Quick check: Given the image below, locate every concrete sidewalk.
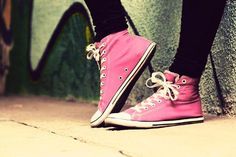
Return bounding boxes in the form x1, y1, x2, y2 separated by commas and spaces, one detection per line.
0, 96, 236, 157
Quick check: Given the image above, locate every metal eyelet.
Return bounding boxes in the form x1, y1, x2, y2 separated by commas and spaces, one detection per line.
177, 85, 181, 89
102, 66, 106, 70
124, 68, 128, 72
182, 79, 187, 84
150, 103, 155, 107
101, 50, 106, 56
100, 43, 106, 49
101, 58, 106, 64
100, 90, 103, 94
119, 76, 123, 80
157, 100, 162, 103
101, 73, 106, 78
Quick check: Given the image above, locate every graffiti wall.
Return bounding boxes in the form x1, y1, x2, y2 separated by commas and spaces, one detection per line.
3, 0, 236, 115
6, 0, 99, 100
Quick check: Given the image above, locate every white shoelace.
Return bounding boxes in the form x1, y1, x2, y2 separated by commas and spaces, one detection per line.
132, 72, 179, 112
86, 43, 107, 100
86, 43, 106, 70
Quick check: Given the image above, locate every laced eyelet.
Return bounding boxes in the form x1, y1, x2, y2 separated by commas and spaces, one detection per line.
182, 79, 187, 84
100, 90, 104, 94
99, 43, 106, 49
101, 73, 106, 78
150, 103, 155, 107
101, 50, 106, 55
101, 66, 106, 71
101, 82, 104, 86
101, 58, 107, 64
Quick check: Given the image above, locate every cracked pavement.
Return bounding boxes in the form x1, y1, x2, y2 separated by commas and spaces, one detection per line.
0, 96, 236, 157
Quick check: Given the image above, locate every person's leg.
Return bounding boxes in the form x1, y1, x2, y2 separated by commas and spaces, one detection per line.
85, 0, 156, 127
105, 0, 227, 128
0, 0, 12, 95
0, 0, 12, 45
84, 0, 128, 41
169, 0, 227, 78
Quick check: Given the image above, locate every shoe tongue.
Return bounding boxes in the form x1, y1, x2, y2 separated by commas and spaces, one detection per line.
164, 70, 179, 83
95, 42, 102, 49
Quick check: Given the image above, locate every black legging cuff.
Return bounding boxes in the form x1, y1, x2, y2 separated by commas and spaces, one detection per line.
94, 17, 128, 41
169, 50, 208, 78
85, 0, 128, 41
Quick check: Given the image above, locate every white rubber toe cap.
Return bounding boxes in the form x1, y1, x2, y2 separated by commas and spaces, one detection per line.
108, 112, 131, 120
90, 110, 102, 123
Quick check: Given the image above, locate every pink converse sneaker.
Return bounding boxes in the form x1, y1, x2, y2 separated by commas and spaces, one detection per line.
105, 70, 204, 128
86, 30, 156, 127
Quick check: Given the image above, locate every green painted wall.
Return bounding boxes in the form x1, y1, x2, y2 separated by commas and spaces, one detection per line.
6, 1, 99, 100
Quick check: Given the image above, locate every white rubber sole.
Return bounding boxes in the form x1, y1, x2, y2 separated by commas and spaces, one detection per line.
91, 42, 157, 127
105, 116, 204, 128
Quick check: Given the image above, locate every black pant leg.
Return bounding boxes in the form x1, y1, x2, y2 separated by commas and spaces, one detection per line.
84, 0, 128, 41
169, 0, 227, 78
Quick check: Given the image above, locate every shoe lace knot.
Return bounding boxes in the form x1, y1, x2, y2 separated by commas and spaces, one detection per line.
132, 72, 179, 112
86, 43, 106, 70
146, 72, 179, 101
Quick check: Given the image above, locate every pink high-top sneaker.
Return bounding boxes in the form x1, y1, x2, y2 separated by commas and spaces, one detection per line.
105, 70, 204, 128
86, 30, 156, 127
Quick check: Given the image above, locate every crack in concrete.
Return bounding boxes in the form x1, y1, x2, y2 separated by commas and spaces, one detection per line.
118, 150, 134, 157
9, 119, 88, 144
8, 119, 135, 157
